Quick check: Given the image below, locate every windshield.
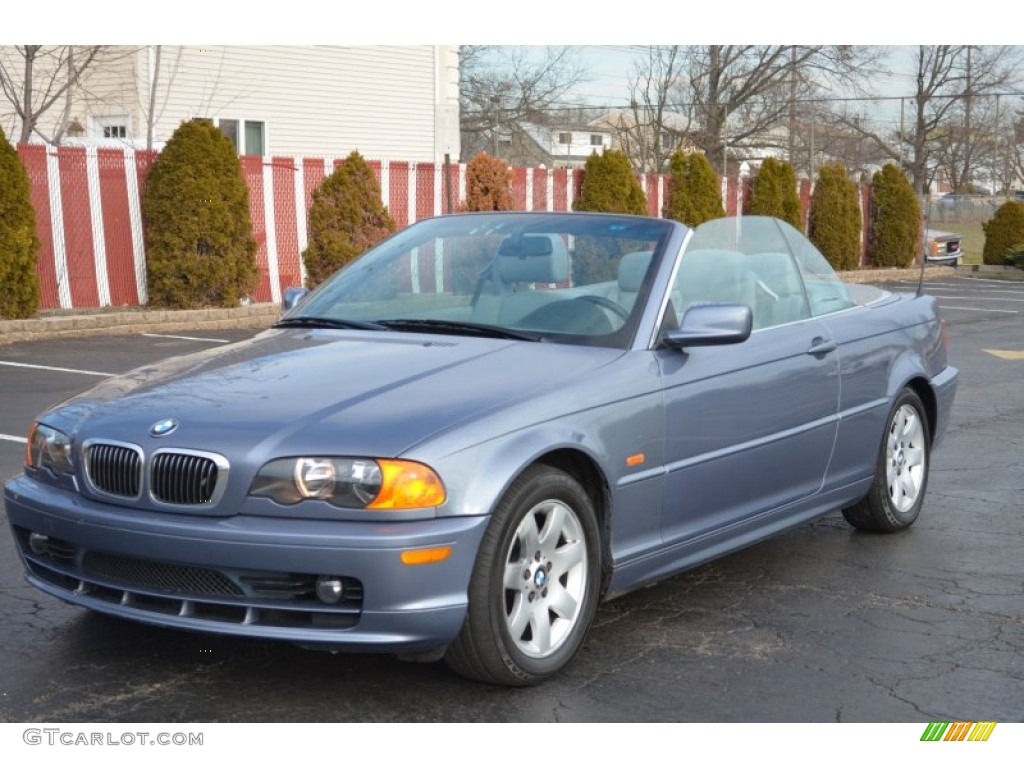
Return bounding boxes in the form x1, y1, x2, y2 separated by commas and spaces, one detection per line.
287, 212, 673, 348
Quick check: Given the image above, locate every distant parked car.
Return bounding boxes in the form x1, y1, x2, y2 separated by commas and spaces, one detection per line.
923, 229, 962, 266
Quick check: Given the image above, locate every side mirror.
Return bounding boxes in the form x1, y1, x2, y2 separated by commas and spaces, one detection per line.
281, 286, 310, 313
662, 304, 752, 349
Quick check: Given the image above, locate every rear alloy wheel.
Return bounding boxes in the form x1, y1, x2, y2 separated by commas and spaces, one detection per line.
843, 389, 931, 532
445, 465, 601, 686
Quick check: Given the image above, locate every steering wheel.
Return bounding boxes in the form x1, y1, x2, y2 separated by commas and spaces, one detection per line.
573, 295, 630, 321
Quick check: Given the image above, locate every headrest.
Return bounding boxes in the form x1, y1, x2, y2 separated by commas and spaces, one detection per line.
678, 249, 746, 279
496, 235, 569, 283
618, 250, 653, 293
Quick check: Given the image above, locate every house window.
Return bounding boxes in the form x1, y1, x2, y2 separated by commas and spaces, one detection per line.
244, 121, 265, 156
559, 132, 571, 145
590, 134, 603, 146
198, 117, 267, 155
218, 119, 239, 150
94, 115, 130, 140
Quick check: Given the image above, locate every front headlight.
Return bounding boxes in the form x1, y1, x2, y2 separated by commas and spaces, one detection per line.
26, 423, 75, 476
250, 457, 445, 510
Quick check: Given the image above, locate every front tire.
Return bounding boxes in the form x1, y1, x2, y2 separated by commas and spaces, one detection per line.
445, 465, 601, 686
843, 388, 931, 532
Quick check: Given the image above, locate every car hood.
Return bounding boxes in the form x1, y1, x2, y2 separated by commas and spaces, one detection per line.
49, 329, 622, 459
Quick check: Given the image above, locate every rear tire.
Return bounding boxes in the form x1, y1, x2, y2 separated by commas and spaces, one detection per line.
843, 389, 931, 532
445, 465, 601, 686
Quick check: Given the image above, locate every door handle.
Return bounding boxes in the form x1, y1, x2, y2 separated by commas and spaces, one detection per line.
807, 337, 837, 356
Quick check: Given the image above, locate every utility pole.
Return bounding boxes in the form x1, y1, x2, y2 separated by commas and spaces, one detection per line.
788, 45, 797, 167
962, 45, 973, 192
993, 94, 1001, 194
809, 122, 815, 180
899, 97, 905, 170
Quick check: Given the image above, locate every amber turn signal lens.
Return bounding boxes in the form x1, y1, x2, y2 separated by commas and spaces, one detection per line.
367, 460, 446, 509
400, 546, 453, 566
25, 423, 37, 467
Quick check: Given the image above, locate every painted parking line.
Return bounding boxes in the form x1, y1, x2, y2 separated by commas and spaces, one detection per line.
961, 276, 1024, 285
917, 294, 1024, 302
984, 349, 1024, 360
0, 433, 28, 444
141, 333, 231, 343
940, 306, 1019, 314
891, 280, 1024, 292
923, 286, 1024, 295
0, 360, 113, 377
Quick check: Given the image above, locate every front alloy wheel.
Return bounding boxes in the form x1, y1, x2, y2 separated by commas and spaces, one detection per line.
502, 499, 589, 659
446, 465, 601, 686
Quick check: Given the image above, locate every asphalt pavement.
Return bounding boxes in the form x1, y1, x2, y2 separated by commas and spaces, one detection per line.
0, 278, 1021, 722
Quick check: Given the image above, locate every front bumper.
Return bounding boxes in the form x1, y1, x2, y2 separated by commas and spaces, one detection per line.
4, 475, 488, 652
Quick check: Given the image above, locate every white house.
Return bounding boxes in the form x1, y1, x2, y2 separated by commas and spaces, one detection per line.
0, 45, 460, 162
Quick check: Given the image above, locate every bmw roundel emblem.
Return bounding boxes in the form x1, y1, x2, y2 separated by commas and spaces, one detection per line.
149, 418, 178, 438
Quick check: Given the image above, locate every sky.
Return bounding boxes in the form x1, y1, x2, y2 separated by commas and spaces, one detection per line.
480, 45, 917, 108
3, 0, 1014, 134
3, 0, 1014, 45
468, 44, 949, 138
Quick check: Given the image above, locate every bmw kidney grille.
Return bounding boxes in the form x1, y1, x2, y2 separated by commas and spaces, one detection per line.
83, 442, 227, 506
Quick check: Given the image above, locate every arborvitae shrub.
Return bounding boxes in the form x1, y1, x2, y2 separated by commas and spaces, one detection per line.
573, 150, 647, 215
143, 121, 257, 308
807, 164, 862, 271
302, 151, 396, 288
464, 152, 513, 211
982, 201, 1024, 266
0, 127, 40, 319
869, 163, 921, 269
748, 157, 802, 229
665, 150, 725, 227
570, 151, 646, 284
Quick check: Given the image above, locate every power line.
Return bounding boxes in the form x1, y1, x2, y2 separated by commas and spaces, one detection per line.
463, 90, 1024, 117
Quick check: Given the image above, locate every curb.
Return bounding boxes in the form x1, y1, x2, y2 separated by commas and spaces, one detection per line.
0, 304, 280, 345
838, 266, 960, 284
0, 266, 971, 345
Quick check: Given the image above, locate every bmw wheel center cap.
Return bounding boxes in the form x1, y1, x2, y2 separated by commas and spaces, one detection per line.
149, 418, 179, 438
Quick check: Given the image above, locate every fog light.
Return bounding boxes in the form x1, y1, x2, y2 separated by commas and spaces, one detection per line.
28, 533, 49, 555
315, 576, 345, 604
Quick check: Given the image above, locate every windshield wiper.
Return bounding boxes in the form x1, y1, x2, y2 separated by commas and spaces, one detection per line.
274, 316, 388, 331
376, 318, 543, 342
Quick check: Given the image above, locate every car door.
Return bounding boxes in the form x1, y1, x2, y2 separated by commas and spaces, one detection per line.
655, 219, 840, 547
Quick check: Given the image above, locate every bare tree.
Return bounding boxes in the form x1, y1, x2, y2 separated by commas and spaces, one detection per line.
1005, 102, 1024, 192
459, 46, 586, 162
0, 45, 114, 143
676, 45, 870, 173
134, 45, 185, 150
830, 47, 1021, 194
614, 46, 685, 172
933, 47, 1022, 193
